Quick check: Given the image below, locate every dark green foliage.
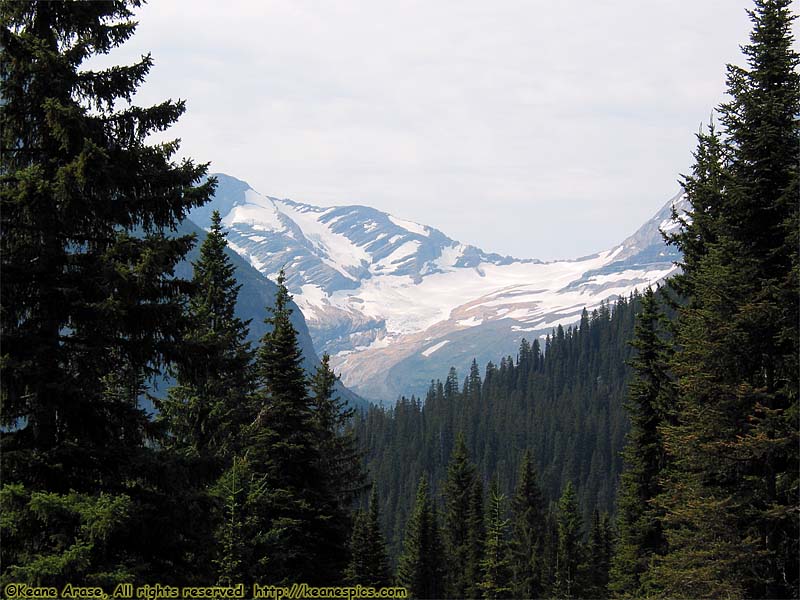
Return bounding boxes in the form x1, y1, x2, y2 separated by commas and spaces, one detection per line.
345, 486, 392, 588
0, 484, 134, 587
159, 210, 254, 458
609, 287, 670, 597
0, 0, 214, 585
310, 352, 367, 511
466, 477, 487, 600
510, 450, 546, 600
397, 477, 445, 599
442, 433, 479, 598
649, 1, 800, 597
479, 479, 513, 599
554, 482, 584, 600
211, 455, 262, 586
241, 271, 347, 585
585, 510, 613, 599
356, 296, 640, 563
0, 0, 214, 490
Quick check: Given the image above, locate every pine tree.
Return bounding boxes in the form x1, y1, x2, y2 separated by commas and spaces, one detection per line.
554, 482, 583, 600
465, 477, 487, 599
212, 455, 264, 586
346, 486, 392, 588
1, 0, 213, 486
650, 1, 800, 597
585, 510, 612, 599
510, 450, 546, 600
0, 0, 213, 585
442, 432, 478, 598
397, 476, 445, 599
242, 270, 345, 585
609, 287, 670, 597
480, 479, 513, 599
310, 352, 366, 510
160, 210, 253, 458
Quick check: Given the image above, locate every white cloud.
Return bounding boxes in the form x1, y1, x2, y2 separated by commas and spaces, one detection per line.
96, 0, 778, 259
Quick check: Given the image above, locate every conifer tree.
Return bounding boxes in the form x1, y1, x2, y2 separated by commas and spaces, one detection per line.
442, 432, 478, 598
651, 1, 799, 597
480, 479, 513, 599
160, 210, 253, 458
346, 486, 392, 588
213, 455, 263, 586
609, 287, 670, 597
510, 450, 546, 600
243, 271, 345, 585
310, 352, 366, 511
0, 0, 213, 585
465, 477, 487, 599
397, 476, 445, 599
1, 0, 213, 487
554, 482, 583, 600
585, 510, 612, 599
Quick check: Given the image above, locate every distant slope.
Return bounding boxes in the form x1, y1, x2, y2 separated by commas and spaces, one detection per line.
191, 174, 686, 403
152, 218, 368, 411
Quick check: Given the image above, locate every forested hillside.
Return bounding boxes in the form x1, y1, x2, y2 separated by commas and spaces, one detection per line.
356, 295, 641, 560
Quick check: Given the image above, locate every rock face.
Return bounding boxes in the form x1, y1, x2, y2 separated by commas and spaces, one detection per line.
190, 173, 687, 404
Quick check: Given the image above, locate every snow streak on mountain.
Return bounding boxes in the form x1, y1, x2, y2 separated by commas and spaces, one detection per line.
190, 174, 686, 402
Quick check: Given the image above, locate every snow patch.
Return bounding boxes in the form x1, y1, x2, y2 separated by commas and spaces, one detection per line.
389, 215, 429, 237
421, 340, 450, 357
223, 190, 286, 233
276, 200, 369, 278
456, 316, 484, 327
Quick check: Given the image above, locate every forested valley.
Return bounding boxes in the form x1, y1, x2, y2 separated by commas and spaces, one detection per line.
1, 0, 797, 599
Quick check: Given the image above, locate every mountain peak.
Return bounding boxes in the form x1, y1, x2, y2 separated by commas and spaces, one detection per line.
191, 174, 683, 402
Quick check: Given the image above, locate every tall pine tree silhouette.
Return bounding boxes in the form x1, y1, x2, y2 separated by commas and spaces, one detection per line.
510, 449, 546, 600
442, 432, 479, 598
243, 270, 346, 584
397, 476, 445, 599
480, 478, 513, 599
609, 287, 670, 597
160, 210, 253, 459
652, 1, 799, 596
0, 0, 213, 585
345, 486, 392, 588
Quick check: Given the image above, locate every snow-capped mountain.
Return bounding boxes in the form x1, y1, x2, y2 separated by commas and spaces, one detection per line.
190, 174, 687, 403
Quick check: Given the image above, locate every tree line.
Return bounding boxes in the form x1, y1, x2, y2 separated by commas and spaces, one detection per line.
354, 296, 639, 569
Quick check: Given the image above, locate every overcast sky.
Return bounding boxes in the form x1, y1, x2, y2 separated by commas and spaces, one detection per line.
108, 0, 778, 260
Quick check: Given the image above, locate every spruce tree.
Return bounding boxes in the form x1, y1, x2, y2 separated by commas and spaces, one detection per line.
651, 1, 799, 597
1, 0, 213, 485
310, 352, 366, 510
242, 271, 345, 585
0, 0, 213, 585
397, 476, 445, 599
585, 510, 612, 599
346, 486, 392, 588
466, 477, 487, 599
442, 432, 478, 598
160, 210, 253, 458
480, 479, 513, 600
609, 287, 670, 597
510, 450, 546, 600
554, 482, 583, 600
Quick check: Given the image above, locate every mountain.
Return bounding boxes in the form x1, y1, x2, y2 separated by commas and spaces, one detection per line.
189, 174, 687, 403
146, 218, 367, 411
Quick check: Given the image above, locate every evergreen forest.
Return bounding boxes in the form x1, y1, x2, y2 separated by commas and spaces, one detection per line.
1, 0, 797, 598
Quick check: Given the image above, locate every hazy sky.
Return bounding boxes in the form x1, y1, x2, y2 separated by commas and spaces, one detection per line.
105, 0, 775, 260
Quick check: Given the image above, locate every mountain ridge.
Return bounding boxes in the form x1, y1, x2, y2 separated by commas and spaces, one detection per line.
189, 174, 686, 403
